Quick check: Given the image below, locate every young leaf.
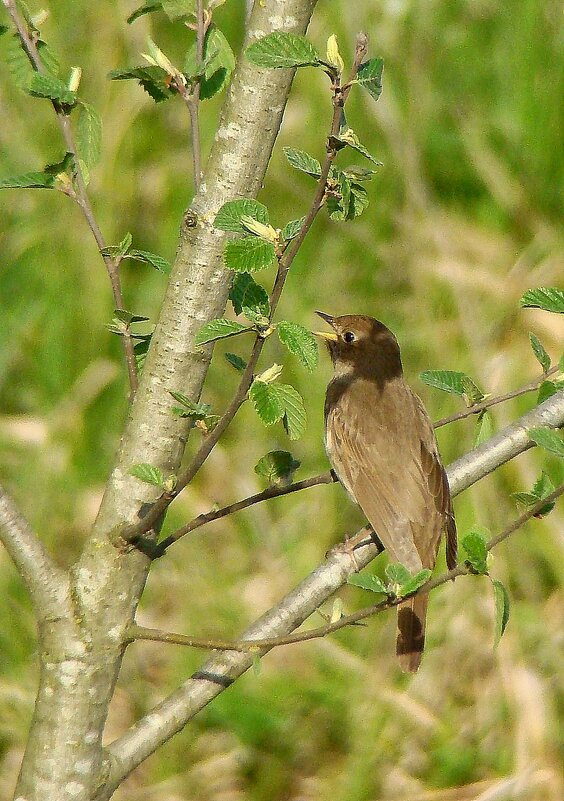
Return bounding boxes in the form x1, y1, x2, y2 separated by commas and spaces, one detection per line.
528, 427, 564, 458
214, 199, 269, 233
275, 384, 307, 440
113, 308, 150, 325
326, 34, 344, 73
126, 249, 171, 273
184, 25, 235, 99
348, 573, 388, 595
108, 65, 176, 103
474, 409, 494, 446
76, 102, 102, 167
277, 321, 319, 372
246, 32, 319, 69
356, 58, 384, 101
254, 450, 301, 485
0, 170, 57, 190
129, 463, 166, 487
28, 73, 76, 105
399, 569, 433, 597
134, 334, 152, 371
127, 2, 163, 24
420, 369, 484, 404
520, 287, 564, 314
348, 183, 369, 219
537, 380, 563, 404
326, 168, 351, 221
283, 147, 321, 177
249, 380, 286, 425
223, 237, 276, 273
462, 528, 489, 574
491, 578, 510, 647
385, 563, 412, 589
168, 391, 210, 419
195, 318, 249, 345
512, 471, 556, 517
337, 126, 381, 165
529, 332, 551, 373
280, 217, 305, 242
225, 353, 247, 372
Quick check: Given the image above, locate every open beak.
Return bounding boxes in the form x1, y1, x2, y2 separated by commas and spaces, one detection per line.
313, 310, 339, 341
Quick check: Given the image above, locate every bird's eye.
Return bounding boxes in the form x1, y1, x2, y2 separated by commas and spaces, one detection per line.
343, 331, 356, 343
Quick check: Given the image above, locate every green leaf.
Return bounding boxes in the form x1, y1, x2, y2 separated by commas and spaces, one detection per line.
246, 32, 319, 69
108, 65, 176, 103
520, 287, 564, 314
241, 281, 270, 317
283, 147, 321, 177
127, 2, 163, 23
462, 528, 489, 574
280, 217, 305, 241
337, 126, 382, 165
356, 58, 384, 101
491, 579, 510, 647
348, 183, 369, 219
254, 450, 301, 485
513, 471, 556, 517
537, 380, 563, 404
223, 237, 276, 273
126, 249, 171, 273
0, 25, 9, 37
0, 170, 57, 189
28, 73, 76, 105
385, 563, 412, 588
113, 308, 150, 325
326, 167, 351, 221
134, 334, 152, 371
214, 199, 269, 233
529, 332, 551, 372
168, 390, 210, 419
184, 24, 235, 99
76, 102, 102, 167
225, 353, 247, 372
129, 463, 166, 487
474, 409, 494, 446
275, 384, 307, 440
348, 573, 388, 594
420, 369, 484, 404
399, 569, 433, 597
277, 321, 318, 372
195, 318, 249, 346
249, 380, 286, 425
229, 273, 254, 315
528, 427, 564, 458
162, 0, 195, 20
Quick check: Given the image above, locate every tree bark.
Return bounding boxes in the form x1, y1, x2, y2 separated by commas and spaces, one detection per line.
12, 2, 318, 799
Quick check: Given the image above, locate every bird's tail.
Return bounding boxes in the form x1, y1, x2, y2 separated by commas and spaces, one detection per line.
396, 594, 428, 673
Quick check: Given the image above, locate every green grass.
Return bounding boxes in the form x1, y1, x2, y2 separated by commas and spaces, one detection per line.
0, 1, 563, 799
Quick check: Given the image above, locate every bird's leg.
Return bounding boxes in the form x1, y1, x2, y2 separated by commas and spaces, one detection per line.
327, 525, 381, 571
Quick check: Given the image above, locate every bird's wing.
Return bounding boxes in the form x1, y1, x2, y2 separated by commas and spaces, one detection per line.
326, 381, 450, 573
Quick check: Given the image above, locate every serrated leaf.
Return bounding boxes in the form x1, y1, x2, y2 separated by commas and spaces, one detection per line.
242, 307, 269, 327
492, 579, 510, 647
223, 237, 276, 272
399, 569, 433, 597
348, 182, 369, 219
528, 427, 564, 458
254, 450, 300, 485
283, 147, 321, 177
420, 369, 484, 404
126, 249, 171, 273
195, 318, 249, 345
277, 321, 318, 372
127, 2, 163, 24
513, 471, 556, 517
241, 281, 270, 316
246, 32, 319, 69
529, 332, 551, 372
462, 528, 489, 574
337, 126, 381, 165
249, 380, 286, 425
537, 380, 562, 404
326, 168, 351, 221
356, 57, 384, 101
76, 102, 102, 167
280, 217, 305, 241
225, 352, 247, 371
113, 308, 150, 325
214, 199, 269, 233
275, 384, 307, 440
28, 73, 76, 104
108, 65, 176, 103
129, 463, 166, 487
0, 170, 57, 189
474, 409, 494, 446
184, 25, 235, 99
118, 232, 133, 257
385, 563, 412, 587
229, 273, 254, 314
520, 287, 564, 314
348, 573, 388, 594
168, 390, 210, 419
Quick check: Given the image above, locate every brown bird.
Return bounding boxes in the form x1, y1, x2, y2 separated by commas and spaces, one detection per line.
315, 312, 457, 672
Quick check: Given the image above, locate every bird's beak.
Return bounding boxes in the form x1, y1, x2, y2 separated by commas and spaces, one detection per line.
313, 310, 339, 341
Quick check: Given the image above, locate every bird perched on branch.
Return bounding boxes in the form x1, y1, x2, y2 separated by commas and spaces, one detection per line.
315, 312, 457, 672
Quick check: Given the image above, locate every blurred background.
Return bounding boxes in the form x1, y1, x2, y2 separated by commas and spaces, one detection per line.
0, 0, 563, 799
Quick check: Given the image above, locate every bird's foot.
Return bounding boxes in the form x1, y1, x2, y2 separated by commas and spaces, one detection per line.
327, 527, 373, 572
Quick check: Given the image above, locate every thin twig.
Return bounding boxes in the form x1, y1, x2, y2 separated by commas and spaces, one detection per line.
120, 34, 370, 546
434, 365, 559, 428
2, 0, 138, 392
127, 484, 563, 651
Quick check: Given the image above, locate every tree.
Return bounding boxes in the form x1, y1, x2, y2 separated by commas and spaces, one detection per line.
0, 1, 563, 799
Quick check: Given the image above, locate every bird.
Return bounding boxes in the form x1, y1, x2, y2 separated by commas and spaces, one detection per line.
315, 311, 457, 672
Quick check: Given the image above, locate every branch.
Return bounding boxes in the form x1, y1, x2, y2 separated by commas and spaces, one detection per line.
105, 389, 564, 786
120, 33, 369, 545
0, 483, 68, 621
1, 0, 138, 392
128, 483, 564, 650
